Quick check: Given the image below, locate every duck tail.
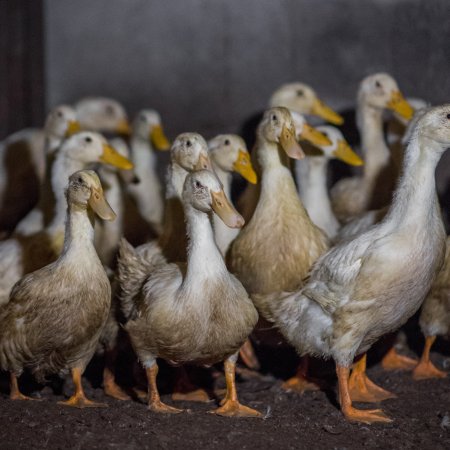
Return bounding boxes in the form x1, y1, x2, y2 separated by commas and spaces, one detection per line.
117, 238, 161, 321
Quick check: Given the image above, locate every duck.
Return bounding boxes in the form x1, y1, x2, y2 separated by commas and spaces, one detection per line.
208, 134, 257, 256
13, 106, 81, 236
0, 170, 115, 407
228, 107, 330, 295
74, 97, 131, 136
0, 106, 81, 235
157, 133, 212, 263
294, 122, 363, 238
118, 169, 261, 417
413, 236, 450, 380
252, 104, 450, 423
238, 83, 344, 221
126, 109, 170, 237
330, 73, 414, 222
0, 132, 132, 306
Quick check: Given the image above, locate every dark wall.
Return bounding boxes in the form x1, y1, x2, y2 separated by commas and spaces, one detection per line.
45, 0, 450, 139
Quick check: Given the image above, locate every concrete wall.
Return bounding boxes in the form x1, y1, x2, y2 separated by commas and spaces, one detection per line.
45, 0, 450, 139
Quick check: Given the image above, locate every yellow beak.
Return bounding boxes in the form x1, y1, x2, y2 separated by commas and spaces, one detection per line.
211, 189, 245, 229
150, 125, 170, 151
194, 152, 213, 171
386, 90, 414, 121
65, 120, 81, 137
279, 125, 305, 160
311, 98, 344, 125
232, 150, 257, 184
300, 123, 332, 147
100, 143, 134, 170
89, 187, 116, 221
116, 119, 132, 136
333, 140, 363, 166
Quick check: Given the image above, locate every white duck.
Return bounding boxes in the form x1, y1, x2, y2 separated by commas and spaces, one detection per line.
0, 132, 132, 306
208, 134, 257, 255
253, 104, 449, 424
126, 110, 170, 235
0, 106, 80, 235
294, 121, 363, 238
330, 73, 414, 222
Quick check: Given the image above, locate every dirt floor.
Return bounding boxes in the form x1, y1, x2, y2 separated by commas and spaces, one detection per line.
0, 326, 449, 450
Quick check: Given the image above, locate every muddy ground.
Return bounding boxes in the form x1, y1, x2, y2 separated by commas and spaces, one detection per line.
0, 326, 449, 450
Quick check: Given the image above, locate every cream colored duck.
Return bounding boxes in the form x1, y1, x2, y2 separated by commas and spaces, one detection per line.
252, 104, 450, 424
118, 169, 261, 417
158, 133, 212, 263
330, 73, 414, 222
413, 236, 450, 380
14, 106, 81, 236
294, 121, 363, 238
238, 83, 344, 221
228, 107, 330, 295
74, 97, 131, 135
0, 170, 115, 407
0, 106, 81, 235
126, 110, 170, 235
208, 134, 257, 256
0, 132, 132, 306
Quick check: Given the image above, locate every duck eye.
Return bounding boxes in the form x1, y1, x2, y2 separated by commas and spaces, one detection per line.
272, 114, 277, 121
57, 111, 63, 117
446, 113, 450, 120
195, 181, 202, 188
224, 139, 230, 146
77, 177, 83, 183
84, 136, 92, 143
186, 140, 192, 147
105, 105, 115, 116
375, 80, 382, 88
296, 89, 304, 97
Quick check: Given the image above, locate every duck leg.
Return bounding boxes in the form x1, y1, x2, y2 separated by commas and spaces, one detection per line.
337, 364, 392, 424
239, 339, 260, 371
381, 347, 417, 371
9, 373, 37, 401
171, 366, 209, 402
282, 356, 321, 393
348, 354, 396, 402
210, 354, 261, 418
146, 362, 183, 414
103, 348, 131, 400
58, 367, 108, 408
412, 336, 447, 380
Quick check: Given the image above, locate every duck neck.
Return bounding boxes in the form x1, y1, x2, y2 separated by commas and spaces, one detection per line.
60, 202, 96, 259
384, 134, 442, 229
358, 103, 390, 184
184, 204, 227, 284
46, 152, 85, 235
212, 164, 232, 199
131, 136, 157, 177
296, 157, 330, 213
166, 162, 188, 200
46, 135, 63, 156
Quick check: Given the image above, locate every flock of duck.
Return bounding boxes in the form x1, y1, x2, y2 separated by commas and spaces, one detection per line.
0, 72, 449, 425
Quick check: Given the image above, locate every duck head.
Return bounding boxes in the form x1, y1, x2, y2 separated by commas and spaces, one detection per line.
75, 97, 131, 136
413, 104, 450, 150
307, 125, 363, 166
133, 109, 170, 150
208, 134, 257, 184
171, 133, 212, 171
67, 170, 116, 221
358, 73, 414, 121
183, 170, 244, 229
270, 83, 344, 125
44, 105, 81, 139
62, 132, 134, 170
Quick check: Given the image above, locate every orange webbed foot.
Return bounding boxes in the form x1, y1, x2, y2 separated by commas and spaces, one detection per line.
172, 388, 210, 403
412, 360, 447, 380
10, 392, 41, 401
348, 370, 396, 403
342, 405, 392, 424
104, 380, 131, 401
209, 399, 262, 418
148, 399, 184, 414
281, 374, 321, 394
381, 348, 418, 371
58, 394, 108, 408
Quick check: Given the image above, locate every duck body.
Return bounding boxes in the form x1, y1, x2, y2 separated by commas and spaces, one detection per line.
253, 105, 449, 422
0, 171, 112, 390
